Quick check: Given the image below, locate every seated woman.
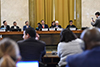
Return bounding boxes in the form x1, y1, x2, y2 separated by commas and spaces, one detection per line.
50, 21, 56, 28
0, 38, 21, 67
57, 29, 82, 67
66, 20, 77, 29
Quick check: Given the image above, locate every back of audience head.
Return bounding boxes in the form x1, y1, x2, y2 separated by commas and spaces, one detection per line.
23, 28, 36, 40
3, 20, 7, 26
95, 12, 100, 18
81, 28, 100, 50
60, 29, 77, 42
0, 38, 20, 67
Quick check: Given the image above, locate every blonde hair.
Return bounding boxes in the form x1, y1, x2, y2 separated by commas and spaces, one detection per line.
0, 38, 20, 67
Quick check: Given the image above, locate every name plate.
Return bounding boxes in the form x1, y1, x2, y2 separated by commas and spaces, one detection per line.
42, 28, 48, 31
49, 28, 55, 31
0, 29, 5, 32
70, 28, 76, 30
57, 28, 63, 31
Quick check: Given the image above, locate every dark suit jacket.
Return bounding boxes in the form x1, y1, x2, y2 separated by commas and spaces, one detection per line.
55, 25, 62, 28
66, 46, 100, 67
11, 26, 21, 31
23, 25, 31, 31
66, 25, 76, 28
39, 24, 48, 29
17, 38, 46, 61
91, 17, 100, 28
50, 25, 56, 28
1, 25, 10, 31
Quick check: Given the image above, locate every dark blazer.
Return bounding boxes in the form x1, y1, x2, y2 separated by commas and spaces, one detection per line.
23, 25, 31, 31
66, 25, 76, 28
17, 38, 46, 61
55, 25, 62, 28
91, 18, 100, 28
66, 46, 100, 67
50, 25, 56, 28
11, 26, 21, 31
39, 24, 48, 29
1, 25, 10, 31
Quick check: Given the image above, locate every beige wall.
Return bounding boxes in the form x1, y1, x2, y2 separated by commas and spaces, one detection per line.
1, 0, 29, 29
82, 0, 100, 27
1, 0, 100, 28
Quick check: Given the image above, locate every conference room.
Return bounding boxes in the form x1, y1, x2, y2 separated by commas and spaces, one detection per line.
0, 0, 100, 67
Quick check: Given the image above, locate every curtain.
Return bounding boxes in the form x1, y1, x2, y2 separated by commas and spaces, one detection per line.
29, 0, 81, 29
55, 0, 74, 28
31, 0, 53, 28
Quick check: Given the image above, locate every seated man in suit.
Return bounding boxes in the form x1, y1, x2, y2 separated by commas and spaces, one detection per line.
39, 20, 48, 29
66, 28, 100, 67
17, 28, 46, 61
1, 20, 10, 31
91, 12, 100, 28
23, 21, 31, 31
55, 21, 62, 28
11, 21, 21, 31
66, 20, 76, 28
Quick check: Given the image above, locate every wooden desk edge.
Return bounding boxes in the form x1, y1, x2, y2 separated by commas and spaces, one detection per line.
0, 30, 83, 35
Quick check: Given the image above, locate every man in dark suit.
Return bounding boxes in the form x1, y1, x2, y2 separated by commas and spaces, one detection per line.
55, 21, 62, 28
91, 12, 100, 28
11, 21, 21, 31
17, 28, 46, 61
1, 20, 10, 31
23, 21, 31, 31
66, 20, 76, 28
66, 28, 100, 67
39, 20, 48, 29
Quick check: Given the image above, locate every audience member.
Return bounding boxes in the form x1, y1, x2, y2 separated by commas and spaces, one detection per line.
55, 21, 62, 28
1, 20, 10, 31
57, 29, 82, 67
66, 20, 76, 29
66, 28, 100, 67
91, 12, 100, 28
39, 20, 48, 28
17, 28, 46, 61
36, 23, 41, 31
11, 21, 21, 31
50, 21, 56, 28
23, 21, 31, 30
0, 38, 21, 67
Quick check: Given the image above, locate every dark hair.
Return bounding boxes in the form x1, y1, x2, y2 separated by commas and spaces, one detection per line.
25, 28, 36, 38
13, 21, 16, 24
41, 20, 44, 22
3, 20, 6, 24
69, 20, 73, 23
25, 21, 28, 24
38, 23, 41, 25
60, 29, 77, 42
95, 12, 100, 15
51, 21, 55, 25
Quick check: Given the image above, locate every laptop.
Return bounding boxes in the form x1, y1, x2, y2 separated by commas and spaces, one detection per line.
16, 61, 39, 67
